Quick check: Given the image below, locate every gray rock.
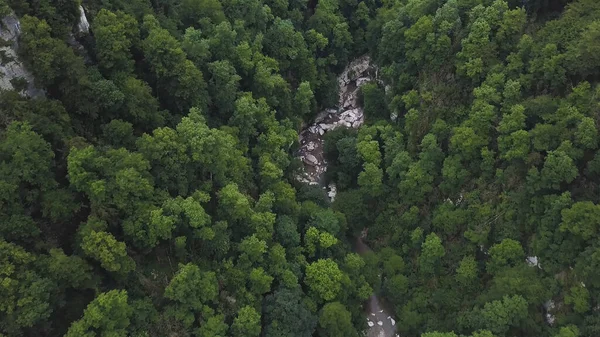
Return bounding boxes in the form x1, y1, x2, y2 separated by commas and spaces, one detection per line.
356, 77, 371, 87
0, 14, 44, 97
304, 154, 319, 166
77, 6, 90, 34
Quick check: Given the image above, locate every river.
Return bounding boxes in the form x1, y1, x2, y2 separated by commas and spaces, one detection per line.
355, 236, 398, 337
297, 57, 398, 337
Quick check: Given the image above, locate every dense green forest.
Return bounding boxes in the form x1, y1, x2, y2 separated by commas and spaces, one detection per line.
1, 0, 600, 336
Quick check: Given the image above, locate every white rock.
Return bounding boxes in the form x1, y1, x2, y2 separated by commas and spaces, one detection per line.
327, 184, 337, 201
304, 154, 318, 165
318, 128, 324, 135
319, 123, 334, 130
356, 77, 371, 87
526, 256, 539, 267
307, 142, 315, 151
77, 6, 90, 34
377, 321, 383, 326
367, 321, 374, 327
390, 318, 395, 326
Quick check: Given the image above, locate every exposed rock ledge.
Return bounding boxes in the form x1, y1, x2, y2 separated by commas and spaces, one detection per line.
0, 14, 44, 97
297, 56, 378, 200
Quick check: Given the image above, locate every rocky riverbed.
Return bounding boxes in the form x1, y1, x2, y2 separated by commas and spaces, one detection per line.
297, 55, 377, 200
296, 57, 398, 337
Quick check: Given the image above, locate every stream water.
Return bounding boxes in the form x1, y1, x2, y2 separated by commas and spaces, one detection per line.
296, 57, 398, 337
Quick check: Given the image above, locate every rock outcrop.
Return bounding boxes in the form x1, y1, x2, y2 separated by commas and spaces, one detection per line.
0, 14, 44, 97
76, 5, 89, 34
297, 56, 377, 191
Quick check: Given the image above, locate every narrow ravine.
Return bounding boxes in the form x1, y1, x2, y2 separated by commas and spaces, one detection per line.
297, 57, 398, 337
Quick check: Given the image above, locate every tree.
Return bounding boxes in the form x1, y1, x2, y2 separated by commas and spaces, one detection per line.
248, 267, 274, 295
560, 201, 600, 240
164, 263, 218, 326
81, 230, 135, 275
208, 60, 241, 118
419, 233, 445, 275
179, 0, 226, 28
564, 285, 590, 314
554, 325, 580, 337
46, 248, 92, 289
195, 315, 228, 337
65, 290, 132, 337
456, 256, 478, 286
263, 288, 317, 337
541, 150, 578, 189
574, 117, 598, 149
304, 259, 343, 301
142, 16, 208, 112
487, 239, 525, 273
231, 306, 261, 337
0, 240, 55, 334
94, 9, 138, 76
468, 295, 528, 336
318, 302, 358, 337
294, 82, 315, 119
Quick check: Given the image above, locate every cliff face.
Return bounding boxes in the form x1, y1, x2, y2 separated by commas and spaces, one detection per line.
0, 14, 44, 97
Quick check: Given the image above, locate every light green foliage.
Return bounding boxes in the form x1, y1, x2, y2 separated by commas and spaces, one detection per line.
304, 259, 343, 301
239, 235, 268, 264
249, 267, 274, 295
450, 126, 487, 160
195, 315, 228, 337
487, 239, 525, 273
421, 333, 457, 337
419, 233, 445, 275
294, 82, 315, 119
94, 9, 138, 75
456, 256, 478, 285
574, 117, 598, 149
564, 285, 590, 313
231, 306, 261, 337
560, 201, 600, 240
81, 230, 135, 275
65, 290, 132, 337
305, 227, 338, 257
164, 263, 218, 326
469, 295, 528, 335
554, 325, 579, 337
541, 151, 578, 189
0, 241, 55, 333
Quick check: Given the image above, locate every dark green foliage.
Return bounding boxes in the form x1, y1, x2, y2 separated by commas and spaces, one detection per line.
2, 0, 600, 336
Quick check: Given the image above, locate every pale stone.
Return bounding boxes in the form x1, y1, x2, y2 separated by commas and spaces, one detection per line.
304, 154, 318, 166
526, 256, 539, 267
356, 77, 371, 87
77, 6, 90, 34
0, 14, 44, 97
